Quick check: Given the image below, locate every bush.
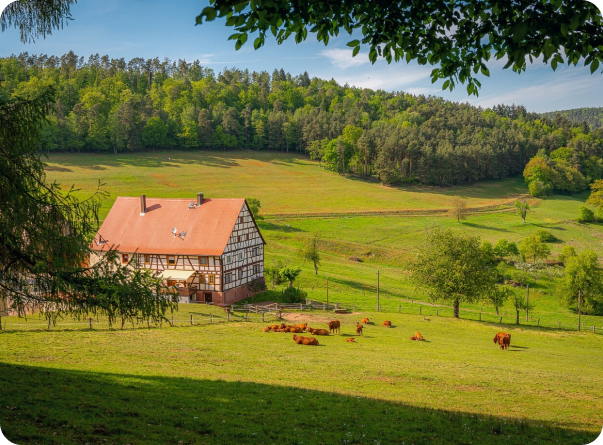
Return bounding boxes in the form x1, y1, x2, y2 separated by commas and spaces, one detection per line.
528, 180, 553, 197
535, 230, 558, 243
494, 239, 519, 259
510, 270, 533, 287
281, 287, 308, 304
247, 278, 267, 294
480, 241, 496, 264
578, 206, 595, 223
559, 245, 577, 263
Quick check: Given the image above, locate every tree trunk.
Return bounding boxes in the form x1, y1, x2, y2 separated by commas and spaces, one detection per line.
516, 310, 520, 325
314, 263, 318, 275
453, 300, 459, 318
495, 306, 499, 316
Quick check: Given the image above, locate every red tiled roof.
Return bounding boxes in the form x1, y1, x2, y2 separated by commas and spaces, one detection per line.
92, 197, 246, 256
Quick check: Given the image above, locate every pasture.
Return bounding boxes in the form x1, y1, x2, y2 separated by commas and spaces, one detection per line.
0, 305, 602, 444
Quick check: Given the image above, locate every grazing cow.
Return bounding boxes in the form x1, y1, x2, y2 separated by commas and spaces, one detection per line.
410, 336, 417, 340
361, 318, 370, 324
346, 338, 356, 343
414, 332, 424, 341
383, 320, 392, 328
327, 320, 341, 334
356, 322, 363, 336
293, 334, 319, 346
262, 326, 271, 332
309, 328, 330, 336
493, 332, 511, 350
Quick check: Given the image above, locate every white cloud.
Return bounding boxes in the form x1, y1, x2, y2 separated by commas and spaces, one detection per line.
327, 65, 432, 91
320, 48, 370, 69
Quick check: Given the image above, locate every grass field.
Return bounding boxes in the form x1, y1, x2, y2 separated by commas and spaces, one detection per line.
1, 305, 602, 444
44, 150, 528, 220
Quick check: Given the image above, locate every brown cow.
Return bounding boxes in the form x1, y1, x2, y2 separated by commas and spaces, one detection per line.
383, 320, 392, 328
293, 334, 319, 346
356, 322, 363, 336
327, 320, 341, 334
414, 332, 424, 341
361, 317, 370, 324
493, 332, 511, 350
309, 328, 330, 336
296, 323, 308, 330
287, 326, 304, 333
262, 326, 271, 332
410, 336, 417, 340
346, 338, 356, 343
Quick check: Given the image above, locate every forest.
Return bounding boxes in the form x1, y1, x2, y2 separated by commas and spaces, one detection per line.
542, 107, 603, 130
1, 51, 602, 189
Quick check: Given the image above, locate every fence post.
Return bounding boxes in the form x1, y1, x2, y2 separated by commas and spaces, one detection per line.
499, 316, 503, 323
436, 310, 439, 317
211, 314, 213, 324
352, 304, 355, 312
191, 314, 193, 326
262, 312, 265, 322
89, 318, 93, 330
593, 326, 596, 334
228, 311, 230, 322
399, 305, 401, 313
147, 319, 151, 330
246, 310, 249, 321
537, 319, 540, 327
479, 313, 481, 322
0, 315, 2, 331
419, 307, 422, 315
48, 317, 52, 330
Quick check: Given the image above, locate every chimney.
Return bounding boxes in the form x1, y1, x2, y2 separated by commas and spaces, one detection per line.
197, 193, 204, 206
140, 194, 146, 215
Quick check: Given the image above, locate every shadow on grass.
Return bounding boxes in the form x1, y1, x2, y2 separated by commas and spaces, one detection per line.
0, 363, 595, 445
461, 222, 511, 232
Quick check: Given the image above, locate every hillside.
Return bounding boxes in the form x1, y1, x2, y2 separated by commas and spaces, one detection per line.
542, 107, 603, 129
1, 306, 602, 444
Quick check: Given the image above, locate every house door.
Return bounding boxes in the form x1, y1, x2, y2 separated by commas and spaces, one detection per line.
205, 293, 213, 303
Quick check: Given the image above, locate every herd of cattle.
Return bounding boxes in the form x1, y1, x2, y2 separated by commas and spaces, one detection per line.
261, 317, 428, 346
262, 317, 514, 350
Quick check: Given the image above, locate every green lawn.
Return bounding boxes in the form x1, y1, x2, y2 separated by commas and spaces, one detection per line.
44, 150, 528, 220
1, 305, 602, 444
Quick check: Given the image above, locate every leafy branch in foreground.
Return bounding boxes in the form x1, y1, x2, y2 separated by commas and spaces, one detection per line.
0, 0, 77, 43
197, 0, 603, 95
0, 88, 177, 324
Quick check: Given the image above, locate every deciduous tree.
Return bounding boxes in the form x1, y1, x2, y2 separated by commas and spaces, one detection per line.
299, 233, 321, 275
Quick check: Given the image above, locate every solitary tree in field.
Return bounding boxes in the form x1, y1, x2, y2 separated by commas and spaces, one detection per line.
279, 266, 302, 287
409, 228, 497, 318
450, 196, 467, 223
515, 199, 530, 223
299, 233, 321, 275
559, 250, 603, 315
519, 234, 551, 263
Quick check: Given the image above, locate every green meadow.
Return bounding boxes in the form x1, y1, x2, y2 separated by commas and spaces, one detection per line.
2, 149, 601, 443
1, 306, 602, 444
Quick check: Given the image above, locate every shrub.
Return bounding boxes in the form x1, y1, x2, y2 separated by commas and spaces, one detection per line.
281, 287, 308, 304
578, 206, 595, 223
535, 230, 558, 243
528, 180, 553, 197
247, 278, 267, 294
558, 245, 577, 263
481, 241, 496, 264
494, 239, 519, 259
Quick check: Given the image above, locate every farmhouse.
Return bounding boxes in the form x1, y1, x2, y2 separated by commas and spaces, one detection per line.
91, 194, 265, 305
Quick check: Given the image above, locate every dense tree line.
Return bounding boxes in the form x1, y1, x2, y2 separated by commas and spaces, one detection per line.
542, 107, 603, 130
2, 52, 603, 187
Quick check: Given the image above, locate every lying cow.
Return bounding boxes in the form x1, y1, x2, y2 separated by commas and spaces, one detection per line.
309, 328, 330, 336
346, 338, 356, 343
327, 320, 341, 334
293, 334, 319, 346
356, 322, 363, 336
361, 318, 370, 324
295, 323, 308, 329
287, 326, 305, 333
383, 320, 392, 328
493, 332, 511, 350
262, 326, 271, 333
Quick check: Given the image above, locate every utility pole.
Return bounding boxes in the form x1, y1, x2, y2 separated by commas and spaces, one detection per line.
526, 284, 529, 322
377, 270, 380, 312
578, 289, 582, 332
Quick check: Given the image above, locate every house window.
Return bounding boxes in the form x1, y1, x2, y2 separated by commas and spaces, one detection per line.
252, 247, 260, 257
226, 255, 232, 264
168, 256, 176, 265
122, 253, 129, 263
144, 255, 150, 264
237, 235, 241, 243
238, 252, 243, 261
208, 275, 215, 285
239, 216, 244, 224
238, 269, 244, 279
253, 264, 259, 274
199, 274, 206, 284
198, 256, 208, 265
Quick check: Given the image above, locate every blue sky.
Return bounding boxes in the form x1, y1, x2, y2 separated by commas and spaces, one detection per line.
1, 0, 602, 113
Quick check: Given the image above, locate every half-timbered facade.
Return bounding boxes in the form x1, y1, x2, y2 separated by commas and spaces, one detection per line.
91, 194, 265, 305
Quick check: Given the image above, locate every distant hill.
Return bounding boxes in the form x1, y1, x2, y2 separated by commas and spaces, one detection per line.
541, 107, 603, 129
